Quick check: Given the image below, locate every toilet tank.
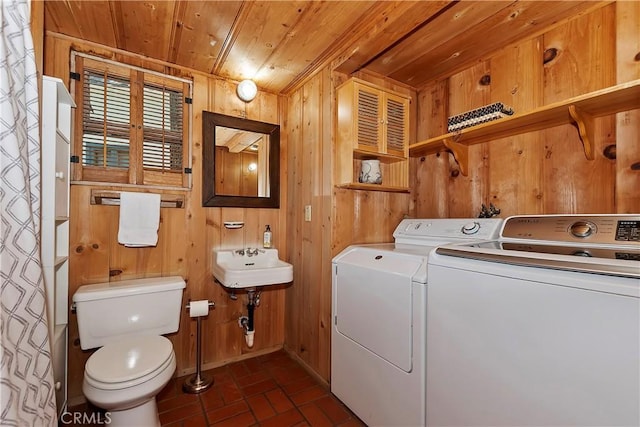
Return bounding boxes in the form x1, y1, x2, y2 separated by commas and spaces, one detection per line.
73, 276, 186, 350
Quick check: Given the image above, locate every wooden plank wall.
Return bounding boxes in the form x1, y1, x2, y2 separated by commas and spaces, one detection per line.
283, 69, 414, 381
44, 33, 289, 402
40, 1, 638, 401
30, 1, 44, 81
284, 1, 638, 383
284, 68, 334, 380
412, 2, 640, 218
214, 147, 259, 197
616, 1, 640, 212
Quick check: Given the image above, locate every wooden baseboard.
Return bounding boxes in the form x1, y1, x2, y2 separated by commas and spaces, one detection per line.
175, 345, 284, 377
282, 345, 330, 389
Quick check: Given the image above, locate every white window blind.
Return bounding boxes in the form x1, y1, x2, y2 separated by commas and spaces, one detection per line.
142, 84, 183, 172
82, 69, 131, 169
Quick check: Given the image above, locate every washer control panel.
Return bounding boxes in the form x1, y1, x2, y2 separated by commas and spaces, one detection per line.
393, 218, 503, 245
461, 222, 481, 235
502, 215, 640, 245
569, 221, 597, 238
616, 220, 640, 242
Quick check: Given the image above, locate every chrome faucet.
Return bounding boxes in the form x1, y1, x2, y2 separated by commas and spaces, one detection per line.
235, 248, 265, 257
246, 247, 264, 257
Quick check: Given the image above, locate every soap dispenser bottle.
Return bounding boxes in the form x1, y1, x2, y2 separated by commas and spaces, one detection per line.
263, 225, 272, 248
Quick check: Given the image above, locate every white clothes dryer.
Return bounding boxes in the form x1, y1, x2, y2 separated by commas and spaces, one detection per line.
331, 218, 503, 427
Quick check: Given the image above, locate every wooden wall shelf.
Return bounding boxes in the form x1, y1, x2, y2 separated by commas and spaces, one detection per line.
336, 183, 410, 193
409, 79, 640, 176
352, 149, 407, 162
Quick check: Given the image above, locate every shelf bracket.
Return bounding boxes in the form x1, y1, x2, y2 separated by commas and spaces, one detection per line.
442, 138, 469, 176
567, 105, 595, 160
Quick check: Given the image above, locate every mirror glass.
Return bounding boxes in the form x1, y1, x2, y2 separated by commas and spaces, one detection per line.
202, 112, 280, 208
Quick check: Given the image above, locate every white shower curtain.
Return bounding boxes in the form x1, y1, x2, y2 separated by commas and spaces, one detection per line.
0, 0, 57, 425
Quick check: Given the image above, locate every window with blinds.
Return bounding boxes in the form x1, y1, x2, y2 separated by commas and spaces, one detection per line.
82, 70, 131, 169
73, 53, 191, 188
142, 85, 183, 172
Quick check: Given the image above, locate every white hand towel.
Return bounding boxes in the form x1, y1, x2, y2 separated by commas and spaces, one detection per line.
117, 192, 161, 247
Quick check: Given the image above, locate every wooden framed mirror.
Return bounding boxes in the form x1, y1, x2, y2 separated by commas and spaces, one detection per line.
202, 111, 280, 208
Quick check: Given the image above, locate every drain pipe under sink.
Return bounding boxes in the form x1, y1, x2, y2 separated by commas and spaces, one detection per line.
238, 289, 260, 347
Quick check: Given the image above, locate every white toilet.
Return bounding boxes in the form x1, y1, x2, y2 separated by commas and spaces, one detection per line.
73, 276, 186, 427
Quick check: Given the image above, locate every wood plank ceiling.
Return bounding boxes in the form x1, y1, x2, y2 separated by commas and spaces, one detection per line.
44, 1, 605, 94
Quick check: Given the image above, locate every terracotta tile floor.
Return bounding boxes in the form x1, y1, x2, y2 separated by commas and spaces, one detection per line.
68, 349, 365, 427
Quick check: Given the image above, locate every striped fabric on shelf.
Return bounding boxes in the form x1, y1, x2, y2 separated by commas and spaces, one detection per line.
447, 102, 514, 132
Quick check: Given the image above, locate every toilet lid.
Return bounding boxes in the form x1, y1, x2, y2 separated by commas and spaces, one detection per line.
85, 336, 173, 385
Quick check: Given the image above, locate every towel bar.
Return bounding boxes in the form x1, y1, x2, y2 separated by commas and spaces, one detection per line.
90, 189, 184, 208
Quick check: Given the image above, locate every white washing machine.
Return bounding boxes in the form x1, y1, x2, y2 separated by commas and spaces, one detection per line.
426, 214, 640, 426
331, 218, 503, 427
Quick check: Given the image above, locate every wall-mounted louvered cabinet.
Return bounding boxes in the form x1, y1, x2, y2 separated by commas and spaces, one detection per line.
336, 78, 410, 192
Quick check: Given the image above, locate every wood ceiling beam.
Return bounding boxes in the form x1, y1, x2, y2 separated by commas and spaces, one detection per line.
109, 1, 126, 50
279, 1, 397, 94
211, 1, 254, 76
334, 1, 455, 76
281, 1, 453, 94
167, 0, 189, 65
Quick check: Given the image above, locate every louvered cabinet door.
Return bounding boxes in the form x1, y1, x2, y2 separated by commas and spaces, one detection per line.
354, 83, 384, 154
336, 78, 410, 191
384, 93, 409, 157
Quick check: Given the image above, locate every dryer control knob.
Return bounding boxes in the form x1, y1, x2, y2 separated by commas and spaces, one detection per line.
570, 221, 596, 238
461, 222, 480, 235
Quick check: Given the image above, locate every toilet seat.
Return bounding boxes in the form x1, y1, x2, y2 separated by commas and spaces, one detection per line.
85, 335, 174, 390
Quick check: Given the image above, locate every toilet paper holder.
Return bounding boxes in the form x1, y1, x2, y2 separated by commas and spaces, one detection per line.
185, 301, 215, 311
183, 299, 215, 393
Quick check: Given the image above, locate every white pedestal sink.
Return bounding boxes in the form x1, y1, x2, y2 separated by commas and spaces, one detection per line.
212, 248, 293, 288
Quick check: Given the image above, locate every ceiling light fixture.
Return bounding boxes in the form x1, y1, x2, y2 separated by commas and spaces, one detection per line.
237, 79, 257, 103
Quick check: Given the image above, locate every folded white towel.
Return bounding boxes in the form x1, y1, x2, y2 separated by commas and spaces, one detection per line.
117, 192, 161, 247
